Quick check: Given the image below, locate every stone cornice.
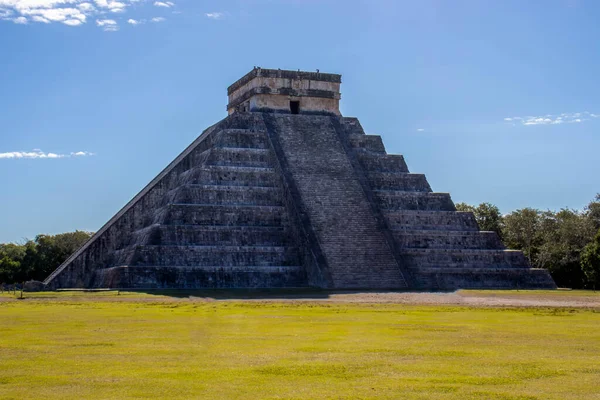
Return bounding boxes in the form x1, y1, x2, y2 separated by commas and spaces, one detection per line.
228, 68, 342, 96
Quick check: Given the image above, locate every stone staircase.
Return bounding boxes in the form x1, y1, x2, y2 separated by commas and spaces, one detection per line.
339, 117, 556, 290
92, 124, 307, 289
262, 114, 408, 289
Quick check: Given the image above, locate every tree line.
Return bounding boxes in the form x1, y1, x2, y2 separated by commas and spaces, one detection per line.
1, 195, 600, 289
0, 231, 92, 284
456, 194, 600, 289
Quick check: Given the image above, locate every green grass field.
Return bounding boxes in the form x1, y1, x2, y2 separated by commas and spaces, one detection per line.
0, 291, 599, 399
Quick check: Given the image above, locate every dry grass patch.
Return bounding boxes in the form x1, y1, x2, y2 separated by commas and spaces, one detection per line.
0, 291, 598, 399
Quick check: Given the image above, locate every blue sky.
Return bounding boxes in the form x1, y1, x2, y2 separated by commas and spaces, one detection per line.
1, 0, 599, 243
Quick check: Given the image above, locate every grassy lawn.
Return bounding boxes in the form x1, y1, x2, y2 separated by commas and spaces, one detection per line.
0, 291, 599, 399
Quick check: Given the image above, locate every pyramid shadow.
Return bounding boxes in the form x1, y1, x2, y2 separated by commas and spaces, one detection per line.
124, 288, 452, 300
124, 288, 330, 300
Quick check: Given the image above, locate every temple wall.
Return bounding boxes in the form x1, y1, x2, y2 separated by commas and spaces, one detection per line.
229, 76, 340, 106
248, 95, 340, 115
227, 69, 341, 115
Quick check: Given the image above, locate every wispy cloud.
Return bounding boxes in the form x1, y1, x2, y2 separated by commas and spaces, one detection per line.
127, 18, 140, 25
96, 18, 118, 31
71, 151, 94, 157
0, 150, 95, 159
154, 1, 174, 8
0, 0, 176, 28
416, 128, 425, 132
205, 12, 224, 20
150, 16, 164, 22
95, 0, 126, 13
504, 112, 599, 126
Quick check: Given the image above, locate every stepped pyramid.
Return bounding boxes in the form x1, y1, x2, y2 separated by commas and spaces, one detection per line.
44, 68, 556, 290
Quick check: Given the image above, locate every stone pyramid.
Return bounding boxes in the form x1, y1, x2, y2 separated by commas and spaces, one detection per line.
44, 68, 556, 290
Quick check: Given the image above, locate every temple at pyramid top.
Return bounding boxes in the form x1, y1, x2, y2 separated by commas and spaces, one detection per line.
227, 67, 342, 115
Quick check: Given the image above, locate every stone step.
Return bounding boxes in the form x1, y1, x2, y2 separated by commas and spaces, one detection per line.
125, 245, 300, 267
402, 249, 529, 268
165, 184, 283, 206
410, 272, 441, 290
93, 265, 308, 289
375, 191, 455, 211
369, 173, 431, 191
204, 147, 273, 168
160, 204, 288, 226
412, 268, 557, 290
385, 211, 479, 231
216, 129, 270, 149
348, 134, 386, 153
393, 230, 504, 250
178, 165, 279, 187
339, 117, 366, 136
131, 225, 289, 247
326, 272, 407, 289
357, 153, 409, 173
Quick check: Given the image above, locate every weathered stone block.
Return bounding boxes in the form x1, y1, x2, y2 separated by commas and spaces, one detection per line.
24, 281, 46, 292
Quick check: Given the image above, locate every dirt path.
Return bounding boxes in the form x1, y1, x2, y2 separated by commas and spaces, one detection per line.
2, 290, 599, 308
284, 291, 600, 308
185, 290, 600, 308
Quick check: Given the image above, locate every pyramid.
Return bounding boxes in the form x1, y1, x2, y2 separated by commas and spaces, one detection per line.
44, 68, 556, 290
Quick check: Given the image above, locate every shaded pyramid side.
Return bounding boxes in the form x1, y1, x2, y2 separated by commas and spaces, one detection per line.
44, 114, 313, 289
337, 117, 556, 289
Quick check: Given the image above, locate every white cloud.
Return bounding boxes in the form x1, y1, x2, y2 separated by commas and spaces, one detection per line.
63, 17, 81, 25
0, 0, 179, 27
77, 2, 94, 12
416, 128, 425, 132
96, 18, 116, 25
127, 17, 139, 24
523, 117, 553, 126
31, 14, 49, 22
150, 16, 163, 22
20, 7, 86, 25
95, 0, 126, 13
205, 12, 223, 20
505, 112, 600, 126
96, 17, 117, 30
0, 150, 95, 159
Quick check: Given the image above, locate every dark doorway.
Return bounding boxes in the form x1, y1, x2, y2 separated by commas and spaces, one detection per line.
290, 101, 300, 114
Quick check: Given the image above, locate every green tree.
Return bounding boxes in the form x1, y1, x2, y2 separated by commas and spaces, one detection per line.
0, 231, 92, 284
535, 209, 594, 288
455, 202, 504, 238
0, 243, 26, 283
25, 231, 92, 281
0, 254, 21, 284
455, 202, 475, 213
581, 229, 600, 289
585, 194, 600, 230
503, 208, 541, 262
